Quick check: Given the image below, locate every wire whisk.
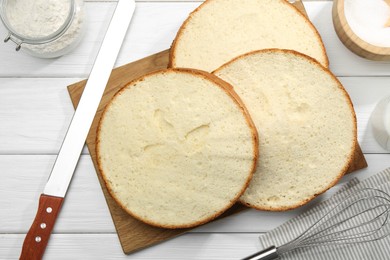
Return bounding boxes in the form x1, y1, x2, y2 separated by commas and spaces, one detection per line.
242, 188, 390, 260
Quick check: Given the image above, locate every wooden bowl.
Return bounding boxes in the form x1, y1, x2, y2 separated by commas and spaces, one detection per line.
332, 0, 390, 60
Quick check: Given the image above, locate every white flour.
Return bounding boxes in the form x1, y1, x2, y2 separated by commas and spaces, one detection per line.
344, 0, 390, 47
4, 0, 84, 57
6, 0, 71, 38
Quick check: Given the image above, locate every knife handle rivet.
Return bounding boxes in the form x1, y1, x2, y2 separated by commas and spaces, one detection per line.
46, 207, 52, 213
40, 223, 46, 229
35, 236, 41, 243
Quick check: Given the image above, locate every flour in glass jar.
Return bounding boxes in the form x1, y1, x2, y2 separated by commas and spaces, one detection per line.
4, 0, 84, 57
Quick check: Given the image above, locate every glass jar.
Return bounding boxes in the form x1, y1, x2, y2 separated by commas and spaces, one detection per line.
0, 0, 85, 58
371, 96, 390, 151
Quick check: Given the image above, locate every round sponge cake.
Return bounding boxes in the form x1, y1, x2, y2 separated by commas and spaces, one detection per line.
213, 49, 357, 211
96, 68, 258, 228
169, 0, 328, 72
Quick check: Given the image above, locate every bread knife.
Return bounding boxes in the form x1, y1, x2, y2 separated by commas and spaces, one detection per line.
19, 1, 135, 259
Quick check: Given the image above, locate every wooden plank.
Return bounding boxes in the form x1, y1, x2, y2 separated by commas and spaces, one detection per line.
0, 77, 388, 154
0, 78, 80, 154
120, 0, 333, 2
1, 233, 263, 260
85, 0, 331, 2
0, 154, 388, 234
1, 2, 390, 77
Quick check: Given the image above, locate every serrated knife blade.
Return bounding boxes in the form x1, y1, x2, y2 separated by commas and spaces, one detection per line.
19, 1, 135, 259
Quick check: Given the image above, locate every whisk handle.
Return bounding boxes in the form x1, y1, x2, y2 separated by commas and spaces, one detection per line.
241, 246, 279, 260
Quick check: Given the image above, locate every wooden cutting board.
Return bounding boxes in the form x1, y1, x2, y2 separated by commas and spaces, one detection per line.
67, 1, 367, 254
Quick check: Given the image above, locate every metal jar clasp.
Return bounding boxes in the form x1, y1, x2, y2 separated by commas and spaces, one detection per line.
4, 32, 23, 51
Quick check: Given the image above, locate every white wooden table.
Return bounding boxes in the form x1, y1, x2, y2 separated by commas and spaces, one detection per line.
1, 1, 390, 259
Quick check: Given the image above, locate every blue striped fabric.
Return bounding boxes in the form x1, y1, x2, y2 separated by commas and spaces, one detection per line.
258, 168, 390, 259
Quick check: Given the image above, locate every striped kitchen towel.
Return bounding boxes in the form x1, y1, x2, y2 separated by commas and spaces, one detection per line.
257, 167, 390, 260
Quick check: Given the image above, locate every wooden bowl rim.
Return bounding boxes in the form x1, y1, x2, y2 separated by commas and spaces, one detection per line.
333, 0, 390, 56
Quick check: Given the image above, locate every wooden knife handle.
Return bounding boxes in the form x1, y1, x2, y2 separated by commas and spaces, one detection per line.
20, 194, 64, 260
